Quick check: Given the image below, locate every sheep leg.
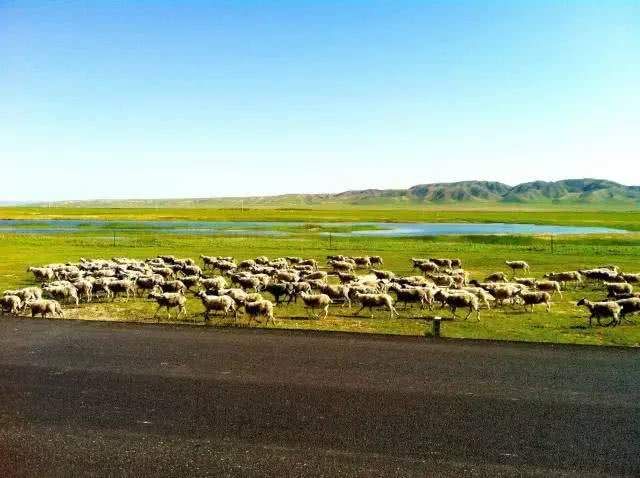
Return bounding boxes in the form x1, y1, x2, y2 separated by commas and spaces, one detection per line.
465, 307, 472, 320
323, 305, 329, 319
353, 306, 365, 317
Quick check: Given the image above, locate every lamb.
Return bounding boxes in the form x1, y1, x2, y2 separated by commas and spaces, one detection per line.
148, 292, 187, 321
352, 292, 398, 319
196, 291, 236, 320
505, 260, 530, 275
605, 282, 633, 298
535, 280, 563, 298
371, 269, 395, 280
0, 295, 23, 315
27, 267, 55, 282
24, 299, 64, 319
434, 290, 479, 321
517, 291, 551, 312
42, 284, 79, 306
299, 292, 332, 319
576, 298, 622, 327
485, 272, 507, 283
244, 299, 275, 324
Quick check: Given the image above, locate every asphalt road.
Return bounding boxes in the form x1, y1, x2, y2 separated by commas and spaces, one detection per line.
0, 317, 638, 477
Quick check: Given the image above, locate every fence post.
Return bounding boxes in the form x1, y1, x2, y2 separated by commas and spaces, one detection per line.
431, 316, 442, 338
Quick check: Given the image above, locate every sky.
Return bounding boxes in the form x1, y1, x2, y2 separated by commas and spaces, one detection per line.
1, 0, 639, 201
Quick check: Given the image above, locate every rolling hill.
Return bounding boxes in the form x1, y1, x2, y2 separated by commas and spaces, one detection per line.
27, 179, 640, 208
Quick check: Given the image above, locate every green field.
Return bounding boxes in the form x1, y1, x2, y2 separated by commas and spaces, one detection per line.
2, 206, 640, 231
1, 207, 639, 347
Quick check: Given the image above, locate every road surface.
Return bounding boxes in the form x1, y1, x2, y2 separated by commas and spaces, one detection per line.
0, 317, 638, 477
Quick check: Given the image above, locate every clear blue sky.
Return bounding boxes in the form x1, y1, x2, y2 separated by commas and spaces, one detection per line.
1, 1, 638, 201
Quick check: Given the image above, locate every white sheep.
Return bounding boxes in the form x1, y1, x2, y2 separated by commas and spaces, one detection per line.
196, 291, 236, 320
576, 298, 621, 327
24, 299, 64, 319
299, 292, 332, 319
352, 293, 398, 319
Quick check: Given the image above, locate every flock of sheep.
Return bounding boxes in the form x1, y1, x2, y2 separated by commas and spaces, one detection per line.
2, 254, 640, 328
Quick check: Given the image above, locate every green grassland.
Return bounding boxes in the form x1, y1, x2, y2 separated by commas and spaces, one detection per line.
1, 225, 640, 347
1, 207, 640, 231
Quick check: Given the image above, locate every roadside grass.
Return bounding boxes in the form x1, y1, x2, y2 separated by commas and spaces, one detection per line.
2, 230, 640, 346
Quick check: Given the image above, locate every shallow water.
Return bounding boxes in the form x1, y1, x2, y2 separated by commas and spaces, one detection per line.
0, 219, 625, 237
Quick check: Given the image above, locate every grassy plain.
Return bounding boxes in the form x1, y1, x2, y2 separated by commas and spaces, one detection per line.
1, 207, 640, 231
1, 215, 639, 346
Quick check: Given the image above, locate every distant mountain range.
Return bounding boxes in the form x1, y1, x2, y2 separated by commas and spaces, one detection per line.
20, 178, 640, 208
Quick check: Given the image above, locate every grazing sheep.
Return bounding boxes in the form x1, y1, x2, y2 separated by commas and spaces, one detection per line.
415, 261, 439, 275
616, 298, 640, 321
24, 299, 64, 319
109, 279, 136, 301
388, 284, 431, 310
606, 282, 633, 298
160, 280, 187, 294
27, 267, 55, 282
435, 290, 479, 321
514, 277, 537, 288
299, 292, 332, 319
200, 276, 227, 291
318, 284, 351, 308
535, 280, 562, 298
244, 299, 275, 324
1, 295, 23, 315
135, 276, 163, 296
148, 292, 187, 321
369, 256, 384, 266
3, 287, 43, 302
485, 272, 507, 283
329, 260, 355, 273
371, 269, 395, 280
196, 291, 236, 320
352, 293, 398, 319
336, 272, 358, 284
42, 284, 79, 306
576, 298, 621, 327
488, 284, 521, 307
518, 291, 551, 312
302, 271, 327, 281
430, 258, 452, 269
353, 257, 372, 269
620, 273, 640, 284
72, 279, 94, 302
263, 282, 293, 304
544, 271, 582, 288
505, 261, 530, 275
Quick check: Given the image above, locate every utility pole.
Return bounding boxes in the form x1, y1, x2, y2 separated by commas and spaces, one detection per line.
550, 234, 554, 254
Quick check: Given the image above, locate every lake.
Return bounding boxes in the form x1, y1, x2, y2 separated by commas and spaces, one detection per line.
0, 219, 626, 237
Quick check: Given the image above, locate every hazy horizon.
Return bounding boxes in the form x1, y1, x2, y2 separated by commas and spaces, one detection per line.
2, 1, 639, 202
